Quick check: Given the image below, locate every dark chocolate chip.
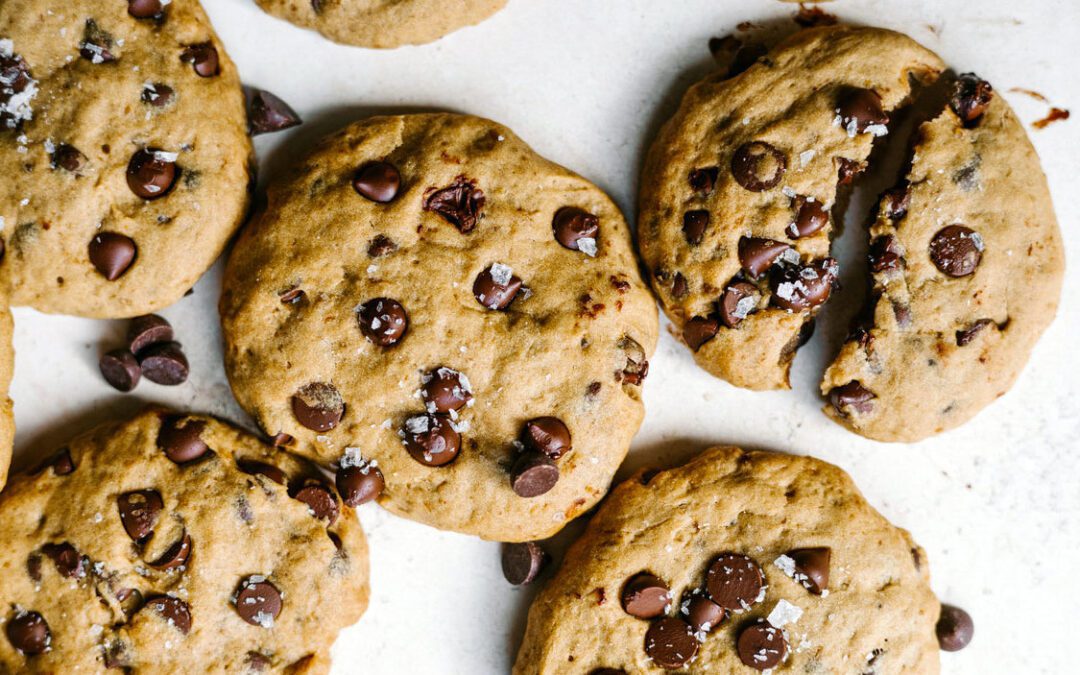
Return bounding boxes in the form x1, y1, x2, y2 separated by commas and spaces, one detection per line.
367, 234, 397, 257
644, 617, 698, 670
950, 74, 993, 126
869, 235, 903, 273
141, 83, 174, 107
683, 315, 720, 351
128, 0, 165, 19
5, 611, 50, 655
706, 553, 765, 612
357, 297, 409, 346
552, 207, 600, 252
788, 196, 827, 239
786, 547, 831, 595
26, 554, 41, 582
689, 167, 719, 195
88, 232, 137, 281
33, 448, 74, 476
143, 595, 191, 634
510, 451, 559, 498
127, 314, 173, 355
929, 225, 983, 277
474, 264, 523, 310
422, 367, 473, 413
836, 157, 865, 186
292, 483, 339, 525
682, 593, 725, 634
243, 87, 301, 136
41, 543, 86, 579
278, 287, 305, 305
682, 210, 709, 245
238, 460, 288, 485
829, 381, 876, 415
521, 417, 571, 460
292, 382, 345, 432
737, 621, 788, 670
671, 272, 688, 299
837, 88, 888, 134
117, 490, 163, 543
731, 141, 786, 191
424, 176, 485, 233
79, 20, 116, 64
882, 183, 911, 220
353, 161, 401, 203
621, 573, 671, 618
936, 604, 974, 651
501, 542, 548, 585
619, 336, 649, 385
100, 349, 141, 392
402, 414, 460, 467
149, 532, 192, 570
126, 148, 178, 200
138, 342, 189, 386
956, 319, 994, 346
739, 237, 791, 279
51, 143, 87, 173
719, 281, 760, 328
0, 51, 33, 130
769, 258, 838, 312
157, 416, 208, 464
336, 462, 384, 507
180, 43, 219, 77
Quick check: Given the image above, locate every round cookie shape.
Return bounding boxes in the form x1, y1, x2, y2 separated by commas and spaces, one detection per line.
820, 74, 1065, 441
254, 0, 508, 49
0, 0, 252, 318
0, 409, 369, 672
220, 113, 658, 542
514, 446, 942, 674
638, 25, 944, 390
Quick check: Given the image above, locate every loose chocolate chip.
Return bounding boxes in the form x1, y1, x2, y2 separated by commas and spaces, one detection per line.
128, 0, 165, 19
402, 414, 460, 467
501, 542, 548, 585
882, 183, 911, 220
367, 234, 397, 257
683, 315, 719, 351
141, 83, 174, 107
769, 258, 838, 312
510, 451, 559, 498
33, 448, 74, 476
127, 314, 173, 355
292, 483, 339, 524
138, 342, 189, 386
422, 367, 473, 413
143, 595, 191, 634
719, 281, 760, 328
243, 87, 301, 136
683, 594, 725, 634
829, 381, 876, 415
234, 577, 282, 627
737, 621, 788, 670
520, 417, 571, 460
706, 553, 765, 612
41, 543, 85, 579
787, 547, 831, 595
238, 460, 288, 485
149, 532, 192, 570
336, 463, 384, 507
156, 416, 208, 464
869, 235, 903, 273
100, 349, 141, 392
788, 196, 827, 239
644, 617, 698, 670
929, 225, 983, 277
473, 264, 522, 310
956, 319, 994, 346
357, 298, 409, 346
936, 604, 974, 651
353, 161, 401, 203
682, 210, 709, 245
837, 88, 888, 134
739, 237, 791, 279
424, 176, 485, 233
836, 157, 865, 186
689, 166, 719, 195
671, 272, 688, 299
621, 573, 671, 618
950, 74, 993, 126
126, 148, 178, 200
5, 611, 50, 655
88, 232, 137, 281
180, 43, 219, 77
292, 382, 345, 432
731, 141, 786, 192
552, 207, 600, 252
51, 143, 87, 173
117, 490, 163, 543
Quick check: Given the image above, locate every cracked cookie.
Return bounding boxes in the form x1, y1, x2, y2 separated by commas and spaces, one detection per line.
514, 446, 941, 673
220, 113, 658, 542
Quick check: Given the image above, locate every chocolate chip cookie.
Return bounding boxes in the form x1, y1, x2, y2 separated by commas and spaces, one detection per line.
254, 0, 508, 49
220, 113, 658, 542
638, 25, 943, 390
0, 0, 252, 318
0, 408, 368, 672
821, 74, 1065, 441
515, 446, 941, 673
0, 295, 12, 489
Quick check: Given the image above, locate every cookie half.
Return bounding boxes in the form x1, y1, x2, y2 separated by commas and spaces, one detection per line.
0, 0, 252, 318
0, 409, 368, 672
221, 113, 658, 542
638, 25, 943, 390
254, 0, 508, 49
515, 446, 941, 673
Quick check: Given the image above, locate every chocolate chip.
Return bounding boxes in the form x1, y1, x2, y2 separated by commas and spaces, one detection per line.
138, 342, 189, 385
552, 207, 600, 252
621, 573, 671, 618
682, 593, 725, 634
100, 349, 141, 392
238, 460, 288, 485
117, 490, 163, 543
353, 161, 401, 203
474, 264, 522, 310
798, 318, 816, 348
234, 577, 282, 627
278, 287, 305, 305
786, 547, 831, 595
367, 235, 397, 257
956, 319, 994, 346
510, 451, 559, 498
671, 272, 688, 299
689, 166, 719, 194
882, 183, 911, 220
731, 141, 786, 192
739, 237, 791, 279
0, 51, 33, 130
788, 196, 827, 238
501, 542, 548, 585
180, 43, 219, 77
424, 176, 485, 233
149, 532, 192, 570
682, 210, 709, 245
936, 604, 974, 651
929, 225, 983, 277
836, 157, 865, 186
144, 595, 191, 634
292, 483, 339, 524
127, 314, 173, 355
128, 0, 165, 19
737, 621, 788, 670
126, 148, 178, 200
869, 235, 903, 273
422, 367, 473, 413
706, 553, 765, 611
829, 381, 876, 415
239, 87, 300, 136
769, 258, 838, 312
245, 652, 272, 672
683, 315, 719, 351
719, 281, 760, 328
837, 88, 888, 134
5, 611, 50, 655
33, 448, 74, 476
521, 417, 571, 460
619, 336, 649, 385
336, 463, 384, 507
155, 416, 208, 464
950, 74, 993, 126
88, 232, 137, 281
79, 20, 117, 64
292, 382, 345, 432
402, 414, 460, 467
644, 617, 698, 670
271, 433, 294, 448
141, 83, 174, 107
51, 143, 87, 173
357, 298, 409, 346
41, 543, 86, 579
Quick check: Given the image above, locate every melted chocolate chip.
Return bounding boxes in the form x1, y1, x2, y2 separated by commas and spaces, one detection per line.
402, 414, 460, 467
521, 417, 571, 459
367, 234, 397, 257
689, 166, 719, 194
291, 382, 345, 432
671, 272, 688, 299
141, 83, 174, 107
157, 416, 209, 464
787, 547, 831, 595
929, 225, 983, 277
619, 336, 649, 385
936, 604, 975, 651
829, 381, 876, 415
353, 161, 401, 203
51, 143, 87, 173
180, 43, 219, 77
238, 460, 288, 485
737, 621, 788, 670
0, 51, 33, 130
836, 158, 865, 186
100, 349, 141, 392
882, 183, 911, 220
788, 196, 827, 238
837, 88, 888, 134
88, 232, 137, 281
682, 210, 709, 245
501, 542, 548, 586
423, 176, 485, 233
33, 448, 74, 476
719, 281, 760, 328
956, 319, 994, 346
143, 595, 191, 634
950, 74, 994, 126
621, 573, 671, 618
510, 451, 559, 498
731, 141, 786, 191
128, 0, 165, 19
5, 611, 50, 655
644, 617, 698, 669
422, 367, 473, 413
552, 207, 600, 252
357, 298, 409, 346
117, 490, 163, 543
336, 463, 384, 507
683, 315, 720, 351
869, 235, 903, 273
769, 258, 838, 312
292, 483, 339, 524
149, 532, 192, 570
473, 264, 523, 310
244, 87, 301, 136
41, 543, 86, 579
706, 553, 765, 611
739, 237, 791, 279
126, 148, 178, 200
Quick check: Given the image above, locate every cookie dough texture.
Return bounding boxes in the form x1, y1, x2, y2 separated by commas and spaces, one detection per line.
0, 409, 369, 673
638, 26, 943, 390
515, 446, 940, 674
221, 113, 658, 542
254, 0, 508, 49
0, 0, 252, 318
821, 89, 1065, 442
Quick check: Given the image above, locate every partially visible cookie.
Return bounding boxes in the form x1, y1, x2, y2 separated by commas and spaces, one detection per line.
821, 74, 1065, 441
0, 0, 252, 318
254, 0, 508, 49
0, 409, 368, 673
221, 113, 658, 542
515, 446, 941, 673
0, 293, 12, 489
638, 25, 943, 390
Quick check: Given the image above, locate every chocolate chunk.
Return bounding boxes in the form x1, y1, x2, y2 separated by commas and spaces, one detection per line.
501, 542, 548, 585
882, 183, 911, 220
739, 237, 791, 279
278, 287, 305, 305
671, 272, 688, 299
291, 382, 345, 432
683, 315, 719, 351
238, 460, 288, 485
149, 532, 192, 570
128, 0, 166, 19
292, 483, 339, 524
706, 553, 765, 611
79, 20, 117, 64
621, 573, 671, 618
422, 367, 473, 413
353, 161, 401, 203
143, 595, 191, 634
720, 281, 760, 328
788, 196, 827, 238
769, 258, 838, 312
180, 43, 219, 77
473, 264, 522, 310
127, 314, 174, 355
367, 234, 397, 257
157, 416, 208, 464
619, 336, 649, 385
644, 617, 698, 670
521, 417, 571, 459
731, 141, 786, 191
682, 210, 709, 245
424, 176, 485, 233
929, 225, 983, 277
0, 51, 33, 130
138, 342, 189, 385
357, 298, 408, 346
950, 74, 993, 126
5, 611, 50, 655
100, 349, 141, 392
936, 604, 974, 651
33, 448, 74, 476
829, 381, 876, 415
836, 157, 865, 186
51, 143, 87, 173
402, 414, 460, 467
837, 88, 888, 134
552, 207, 600, 252
244, 87, 301, 136
737, 621, 788, 670
869, 235, 903, 272
336, 463, 384, 507
510, 451, 559, 498
787, 547, 831, 595
689, 167, 719, 195
117, 490, 163, 543
88, 232, 137, 281
141, 83, 174, 107
126, 148, 178, 199
956, 319, 994, 346
41, 543, 85, 579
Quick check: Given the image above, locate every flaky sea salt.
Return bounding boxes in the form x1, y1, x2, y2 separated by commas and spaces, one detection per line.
577, 237, 598, 257
489, 262, 514, 286
767, 599, 803, 628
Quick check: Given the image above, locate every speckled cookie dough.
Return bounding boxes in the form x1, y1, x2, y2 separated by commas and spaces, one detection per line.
254, 0, 508, 49
0, 0, 252, 318
515, 446, 941, 674
220, 113, 658, 542
0, 409, 369, 673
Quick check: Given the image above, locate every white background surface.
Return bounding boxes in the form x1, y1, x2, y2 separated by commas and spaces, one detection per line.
9, 0, 1078, 673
